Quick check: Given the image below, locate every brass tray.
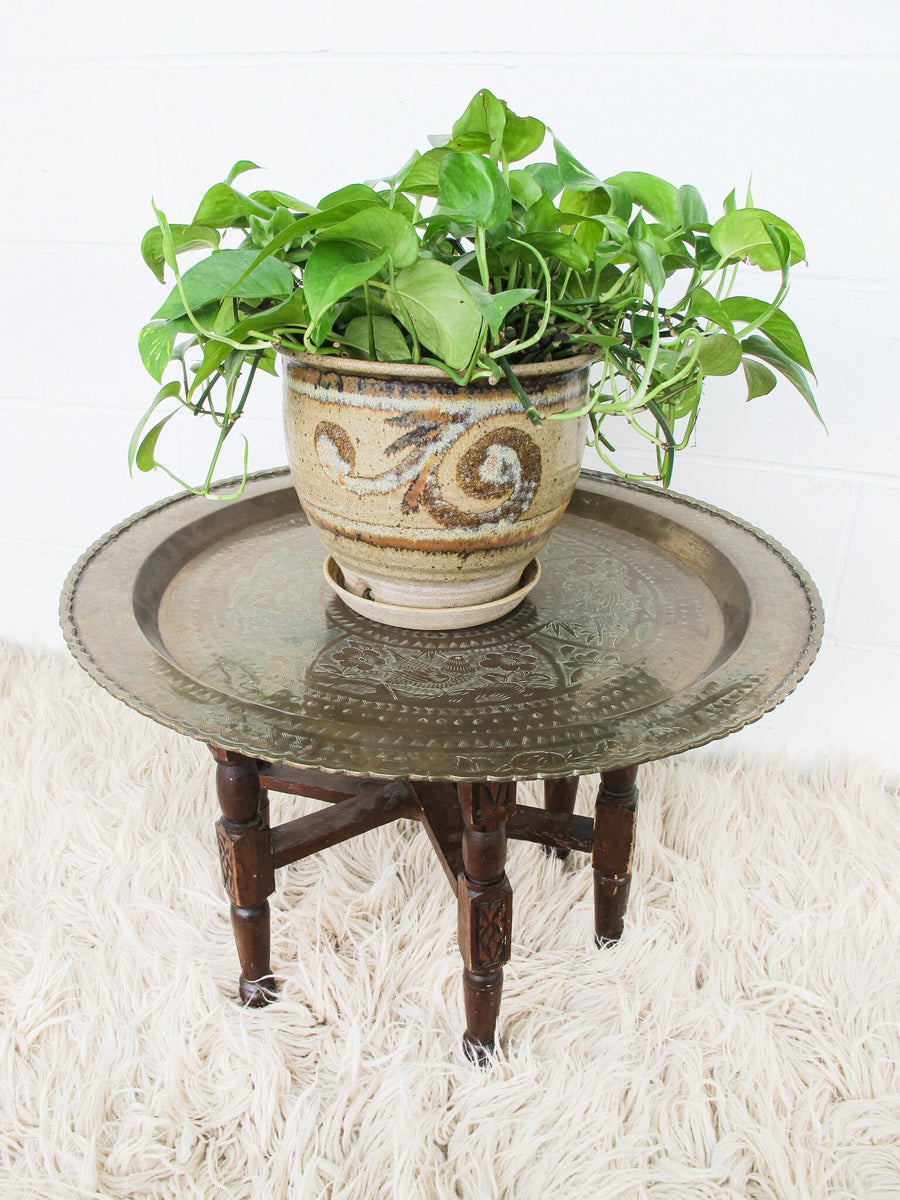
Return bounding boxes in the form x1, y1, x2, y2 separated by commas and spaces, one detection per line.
61, 468, 823, 781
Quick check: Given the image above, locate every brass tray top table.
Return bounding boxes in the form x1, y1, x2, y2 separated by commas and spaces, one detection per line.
61, 468, 823, 1063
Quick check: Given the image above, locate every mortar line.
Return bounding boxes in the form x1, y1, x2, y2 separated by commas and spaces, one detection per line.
825, 484, 864, 635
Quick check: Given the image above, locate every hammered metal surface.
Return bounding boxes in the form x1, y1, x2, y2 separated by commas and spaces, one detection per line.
60, 468, 823, 781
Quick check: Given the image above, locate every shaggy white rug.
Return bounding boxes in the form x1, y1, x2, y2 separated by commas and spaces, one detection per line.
0, 643, 898, 1200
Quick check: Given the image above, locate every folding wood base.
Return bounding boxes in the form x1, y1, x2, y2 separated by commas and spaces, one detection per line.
211, 748, 639, 1061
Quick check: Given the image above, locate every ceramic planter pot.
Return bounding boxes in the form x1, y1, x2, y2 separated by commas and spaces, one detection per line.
281, 350, 591, 623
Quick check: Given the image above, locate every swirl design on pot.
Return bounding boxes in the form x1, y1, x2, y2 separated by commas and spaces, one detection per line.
314, 416, 542, 527
420, 427, 542, 529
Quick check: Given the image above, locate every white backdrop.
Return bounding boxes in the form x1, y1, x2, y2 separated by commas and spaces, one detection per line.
2, 1, 898, 767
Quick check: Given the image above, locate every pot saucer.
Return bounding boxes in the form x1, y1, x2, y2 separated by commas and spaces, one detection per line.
323, 557, 541, 631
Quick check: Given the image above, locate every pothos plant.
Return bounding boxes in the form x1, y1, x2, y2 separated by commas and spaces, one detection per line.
133, 88, 819, 497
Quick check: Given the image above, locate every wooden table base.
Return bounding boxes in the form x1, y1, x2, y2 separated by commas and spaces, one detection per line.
211, 747, 639, 1063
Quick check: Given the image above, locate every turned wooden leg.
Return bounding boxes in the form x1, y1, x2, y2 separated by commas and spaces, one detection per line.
592, 765, 639, 945
457, 781, 516, 1065
542, 776, 580, 859
211, 747, 277, 1005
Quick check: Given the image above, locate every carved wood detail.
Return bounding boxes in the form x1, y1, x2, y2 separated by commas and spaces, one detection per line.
458, 878, 513, 974
216, 820, 276, 908
592, 765, 639, 944
211, 746, 276, 1005
458, 780, 516, 830
456, 780, 516, 1063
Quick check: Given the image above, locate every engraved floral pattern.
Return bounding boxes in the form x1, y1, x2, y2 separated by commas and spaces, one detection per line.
61, 469, 823, 781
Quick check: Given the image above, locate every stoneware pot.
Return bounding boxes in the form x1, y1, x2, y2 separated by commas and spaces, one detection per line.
281, 350, 592, 626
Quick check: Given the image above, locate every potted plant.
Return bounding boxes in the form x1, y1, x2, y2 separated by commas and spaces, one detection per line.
133, 88, 819, 627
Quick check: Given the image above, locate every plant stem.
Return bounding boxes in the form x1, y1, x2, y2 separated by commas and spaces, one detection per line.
475, 225, 490, 289
363, 280, 375, 359
498, 356, 542, 426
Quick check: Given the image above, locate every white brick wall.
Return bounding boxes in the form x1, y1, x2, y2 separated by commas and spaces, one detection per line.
2, 0, 898, 767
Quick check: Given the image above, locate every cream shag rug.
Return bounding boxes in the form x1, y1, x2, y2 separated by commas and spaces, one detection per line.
0, 643, 898, 1200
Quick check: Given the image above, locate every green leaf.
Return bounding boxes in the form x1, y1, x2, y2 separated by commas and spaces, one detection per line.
249, 188, 313, 211
525, 161, 563, 197
388, 259, 484, 371
509, 169, 543, 210
630, 232, 666, 295
742, 358, 777, 400
606, 172, 680, 227
141, 223, 220, 283
741, 333, 823, 422
380, 190, 417, 221
135, 413, 177, 473
522, 194, 563, 233
590, 214, 630, 243
709, 208, 805, 270
163, 312, 214, 334
658, 376, 702, 421
317, 207, 419, 269
518, 231, 590, 272
458, 278, 537, 339
128, 381, 180, 475
437, 151, 511, 228
502, 113, 545, 162
225, 160, 260, 185
696, 333, 743, 376
632, 313, 655, 344
688, 287, 735, 334
379, 151, 424, 190
763, 220, 791, 269
188, 336, 232, 393
378, 150, 421, 190
553, 137, 602, 191
447, 132, 493, 154
270, 205, 302, 239
317, 183, 386, 210
677, 184, 709, 229
694, 235, 721, 271
229, 288, 308, 341
558, 187, 631, 256
400, 147, 451, 197
451, 88, 507, 162
192, 183, 273, 227
250, 199, 389, 260
721, 297, 814, 373
571, 221, 609, 258
560, 185, 631, 223
343, 315, 410, 361
152, 249, 294, 320
138, 322, 176, 382
303, 242, 390, 323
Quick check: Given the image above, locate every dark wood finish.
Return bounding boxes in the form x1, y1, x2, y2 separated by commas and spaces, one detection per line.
506, 803, 593, 855
407, 780, 465, 887
271, 782, 415, 868
456, 781, 516, 1064
592, 765, 639, 945
458, 781, 517, 832
211, 747, 277, 1006
206, 752, 643, 1047
542, 777, 580, 859
257, 762, 367, 803
215, 821, 275, 907
231, 904, 273, 1005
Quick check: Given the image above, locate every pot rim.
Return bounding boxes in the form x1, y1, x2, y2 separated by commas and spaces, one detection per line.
277, 345, 597, 382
